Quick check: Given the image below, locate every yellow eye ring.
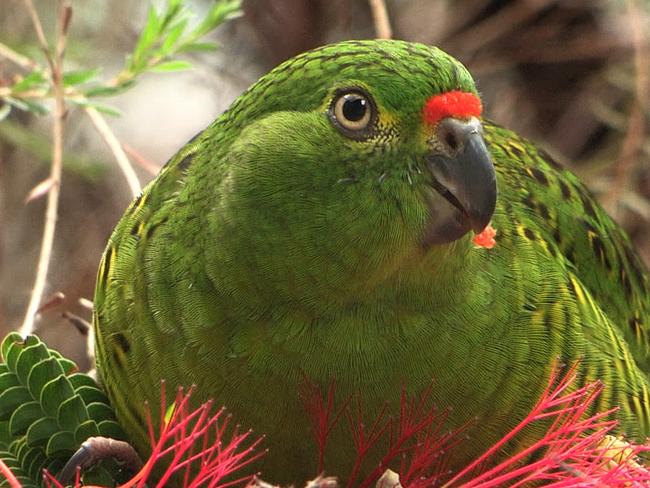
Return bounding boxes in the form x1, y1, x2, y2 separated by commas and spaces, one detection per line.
329, 89, 376, 139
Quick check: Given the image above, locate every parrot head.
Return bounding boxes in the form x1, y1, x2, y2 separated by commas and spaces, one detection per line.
321, 80, 496, 248
200, 40, 497, 302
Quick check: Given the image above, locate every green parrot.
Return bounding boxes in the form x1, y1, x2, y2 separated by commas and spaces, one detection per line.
93, 39, 650, 484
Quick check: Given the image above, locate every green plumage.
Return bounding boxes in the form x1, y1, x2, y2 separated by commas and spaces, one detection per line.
93, 40, 650, 484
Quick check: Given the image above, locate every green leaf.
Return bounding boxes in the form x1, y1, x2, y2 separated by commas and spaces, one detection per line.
11, 71, 47, 92
81, 102, 122, 117
193, 0, 242, 38
164, 401, 175, 424
1, 332, 22, 361
9, 402, 42, 436
62, 68, 101, 87
68, 372, 99, 390
25, 416, 58, 446
54, 356, 77, 375
150, 59, 193, 72
15, 342, 50, 384
131, 4, 162, 71
40, 375, 75, 418
25, 447, 47, 482
0, 371, 20, 391
27, 357, 65, 400
83, 463, 125, 487
3, 96, 29, 112
45, 430, 76, 457
0, 420, 10, 445
159, 0, 185, 32
3, 334, 29, 371
0, 450, 21, 470
25, 99, 49, 115
0, 386, 32, 420
84, 80, 134, 98
56, 394, 89, 431
97, 419, 126, 440
86, 402, 114, 423
4, 96, 49, 115
74, 385, 109, 406
73, 420, 99, 445
160, 18, 188, 54
12, 436, 28, 460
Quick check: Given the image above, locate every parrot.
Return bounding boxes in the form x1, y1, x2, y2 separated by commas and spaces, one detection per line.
92, 39, 650, 485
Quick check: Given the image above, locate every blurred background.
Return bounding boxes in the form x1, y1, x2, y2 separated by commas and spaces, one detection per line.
1, 0, 649, 369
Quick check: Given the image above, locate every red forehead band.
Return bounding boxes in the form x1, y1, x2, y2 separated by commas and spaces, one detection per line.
423, 90, 482, 125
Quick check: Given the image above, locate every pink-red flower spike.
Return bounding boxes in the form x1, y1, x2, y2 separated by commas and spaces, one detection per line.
438, 363, 650, 488
123, 385, 266, 488
6, 364, 649, 488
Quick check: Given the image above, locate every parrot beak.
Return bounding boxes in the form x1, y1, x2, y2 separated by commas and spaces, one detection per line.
423, 117, 497, 245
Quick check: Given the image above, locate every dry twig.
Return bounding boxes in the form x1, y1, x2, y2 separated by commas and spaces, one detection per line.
85, 106, 141, 197
19, 0, 71, 336
123, 143, 160, 176
368, 0, 392, 39
0, 41, 39, 71
0, 42, 142, 199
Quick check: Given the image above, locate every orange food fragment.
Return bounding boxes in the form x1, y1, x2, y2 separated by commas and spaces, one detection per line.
473, 224, 497, 249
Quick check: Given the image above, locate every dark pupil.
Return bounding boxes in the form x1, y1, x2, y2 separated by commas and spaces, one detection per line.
342, 95, 367, 122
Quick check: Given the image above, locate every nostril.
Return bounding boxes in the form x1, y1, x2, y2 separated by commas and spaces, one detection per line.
437, 117, 482, 155
444, 131, 459, 152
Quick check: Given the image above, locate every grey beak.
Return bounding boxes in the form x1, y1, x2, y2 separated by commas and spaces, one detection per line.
426, 117, 497, 234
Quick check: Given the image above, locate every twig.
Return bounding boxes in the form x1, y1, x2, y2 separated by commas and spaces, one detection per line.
19, 0, 71, 336
0, 41, 39, 71
604, 0, 649, 215
368, 0, 392, 39
23, 0, 53, 72
123, 143, 160, 175
0, 87, 47, 98
0, 39, 141, 197
85, 106, 141, 197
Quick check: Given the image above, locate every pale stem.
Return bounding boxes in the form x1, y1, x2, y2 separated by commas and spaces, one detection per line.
368, 0, 392, 39
0, 41, 39, 71
19, 0, 69, 336
85, 106, 141, 197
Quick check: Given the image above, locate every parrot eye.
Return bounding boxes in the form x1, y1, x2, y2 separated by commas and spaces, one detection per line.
329, 89, 376, 138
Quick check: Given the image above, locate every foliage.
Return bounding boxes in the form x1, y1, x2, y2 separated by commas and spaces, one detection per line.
0, 0, 242, 119
0, 333, 124, 487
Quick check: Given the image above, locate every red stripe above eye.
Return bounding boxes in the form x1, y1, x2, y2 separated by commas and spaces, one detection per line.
422, 90, 482, 125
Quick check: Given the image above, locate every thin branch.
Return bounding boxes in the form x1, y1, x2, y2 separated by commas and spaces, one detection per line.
0, 39, 141, 197
85, 106, 141, 197
0, 87, 47, 98
0, 41, 40, 71
23, 0, 55, 73
19, 0, 71, 336
368, 0, 392, 39
123, 143, 160, 175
